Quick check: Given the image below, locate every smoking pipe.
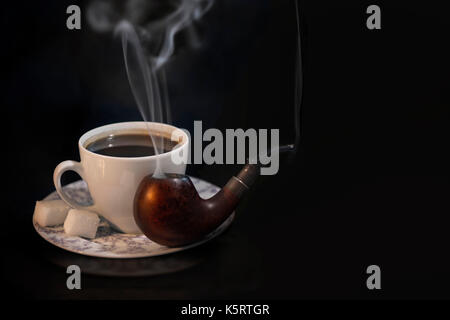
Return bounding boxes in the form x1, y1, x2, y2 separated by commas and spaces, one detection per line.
134, 144, 294, 247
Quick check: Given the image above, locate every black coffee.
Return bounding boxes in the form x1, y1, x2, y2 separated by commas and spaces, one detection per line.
86, 133, 178, 157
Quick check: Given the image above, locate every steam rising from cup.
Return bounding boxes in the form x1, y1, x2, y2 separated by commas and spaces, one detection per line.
115, 20, 167, 179
87, 0, 215, 177
87, 0, 214, 69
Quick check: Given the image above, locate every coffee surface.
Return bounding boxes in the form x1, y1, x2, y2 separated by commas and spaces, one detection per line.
86, 134, 177, 157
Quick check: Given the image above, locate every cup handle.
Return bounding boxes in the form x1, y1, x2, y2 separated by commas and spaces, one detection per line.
53, 160, 96, 211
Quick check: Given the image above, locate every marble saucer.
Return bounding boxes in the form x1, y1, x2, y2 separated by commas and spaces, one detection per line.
33, 177, 234, 258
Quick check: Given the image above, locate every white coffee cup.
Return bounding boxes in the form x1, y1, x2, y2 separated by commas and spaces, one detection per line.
53, 122, 189, 234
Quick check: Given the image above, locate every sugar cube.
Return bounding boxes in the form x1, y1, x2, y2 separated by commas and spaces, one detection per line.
64, 209, 100, 239
34, 200, 71, 227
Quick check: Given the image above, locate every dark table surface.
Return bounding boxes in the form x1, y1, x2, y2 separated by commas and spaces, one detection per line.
5, 156, 450, 300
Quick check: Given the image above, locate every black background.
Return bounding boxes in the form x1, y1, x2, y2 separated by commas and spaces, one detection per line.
2, 0, 449, 299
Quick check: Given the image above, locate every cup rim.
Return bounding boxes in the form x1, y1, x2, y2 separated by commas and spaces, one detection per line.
78, 121, 188, 161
